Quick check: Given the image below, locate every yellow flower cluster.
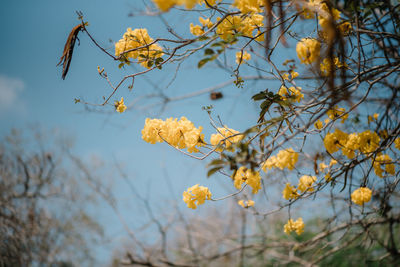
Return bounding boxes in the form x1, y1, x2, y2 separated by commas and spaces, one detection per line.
299, 0, 352, 40
282, 175, 317, 200
231, 167, 261, 194
368, 113, 379, 123
317, 2, 341, 29
315, 106, 348, 129
323, 128, 348, 154
320, 57, 348, 76
235, 51, 251, 64
338, 21, 352, 36
284, 218, 305, 235
189, 17, 214, 36
298, 175, 317, 193
341, 133, 359, 158
141, 117, 205, 153
210, 127, 243, 152
373, 154, 395, 178
282, 183, 299, 200
351, 187, 372, 206
395, 138, 400, 150
358, 130, 381, 154
152, 0, 217, 12
216, 14, 264, 41
314, 120, 323, 130
324, 129, 381, 157
298, 0, 321, 19
190, 23, 204, 36
327, 105, 348, 123
183, 184, 212, 209
281, 70, 299, 81
114, 97, 127, 113
115, 28, 163, 68
262, 148, 299, 172
232, 0, 263, 13
318, 159, 337, 182
278, 85, 304, 103
296, 38, 321, 65
238, 199, 255, 208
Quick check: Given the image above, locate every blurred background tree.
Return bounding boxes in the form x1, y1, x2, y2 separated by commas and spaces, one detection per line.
0, 129, 104, 266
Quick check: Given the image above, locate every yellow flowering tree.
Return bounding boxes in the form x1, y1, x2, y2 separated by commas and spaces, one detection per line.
62, 0, 400, 265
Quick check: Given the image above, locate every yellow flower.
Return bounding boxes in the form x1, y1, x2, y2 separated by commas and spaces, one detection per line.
323, 128, 348, 154
290, 70, 299, 79
298, 175, 316, 193
115, 28, 163, 68
210, 127, 243, 151
315, 120, 323, 130
152, 0, 178, 12
395, 138, 400, 150
319, 162, 328, 172
262, 156, 276, 172
342, 133, 360, 159
282, 183, 299, 200
284, 218, 305, 235
232, 167, 261, 194
326, 105, 348, 123
190, 23, 204, 36
379, 130, 388, 139
351, 187, 372, 206
373, 154, 395, 178
329, 159, 337, 166
263, 148, 299, 172
296, 38, 321, 65
152, 0, 218, 11
238, 199, 255, 208
183, 0, 199, 9
278, 86, 304, 103
358, 130, 380, 154
338, 21, 352, 36
199, 17, 213, 28
368, 113, 379, 123
141, 117, 204, 152
320, 57, 348, 76
216, 14, 263, 41
114, 97, 127, 113
325, 173, 332, 182
232, 0, 263, 13
298, 0, 322, 19
235, 51, 251, 64
183, 184, 212, 209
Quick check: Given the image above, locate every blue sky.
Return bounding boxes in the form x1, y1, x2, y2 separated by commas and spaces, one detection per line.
0, 0, 271, 264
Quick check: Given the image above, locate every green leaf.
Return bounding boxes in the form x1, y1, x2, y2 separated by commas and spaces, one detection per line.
118, 63, 124, 69
252, 92, 267, 101
211, 41, 224, 47
147, 60, 154, 68
204, 48, 215, 55
198, 36, 209, 41
155, 57, 164, 64
208, 159, 225, 166
207, 166, 223, 177
198, 57, 212, 68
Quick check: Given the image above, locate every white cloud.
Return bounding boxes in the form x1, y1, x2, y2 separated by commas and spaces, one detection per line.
0, 75, 25, 113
